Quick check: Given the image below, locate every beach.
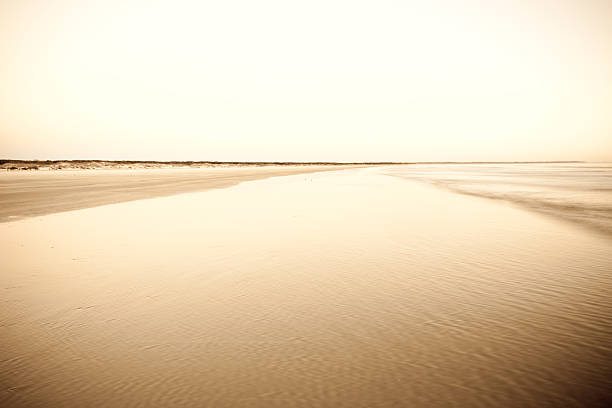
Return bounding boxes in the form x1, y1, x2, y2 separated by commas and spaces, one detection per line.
1, 166, 611, 407
0, 165, 358, 222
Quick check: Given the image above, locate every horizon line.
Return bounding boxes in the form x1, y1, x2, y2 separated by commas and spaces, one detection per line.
1, 159, 587, 165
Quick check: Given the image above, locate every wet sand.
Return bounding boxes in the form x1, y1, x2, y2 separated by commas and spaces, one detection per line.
1, 167, 611, 407
0, 165, 357, 222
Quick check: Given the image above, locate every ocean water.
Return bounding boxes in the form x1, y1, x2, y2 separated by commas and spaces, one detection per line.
385, 163, 612, 236
1, 168, 611, 407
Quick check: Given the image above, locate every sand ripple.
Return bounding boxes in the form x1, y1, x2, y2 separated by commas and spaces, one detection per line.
1, 168, 611, 407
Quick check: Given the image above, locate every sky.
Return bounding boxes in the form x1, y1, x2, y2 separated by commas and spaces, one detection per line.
1, 0, 611, 162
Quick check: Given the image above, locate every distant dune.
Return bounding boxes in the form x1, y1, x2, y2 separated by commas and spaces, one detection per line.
0, 160, 583, 171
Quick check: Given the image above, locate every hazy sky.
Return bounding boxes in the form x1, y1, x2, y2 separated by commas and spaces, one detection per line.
1, 0, 611, 161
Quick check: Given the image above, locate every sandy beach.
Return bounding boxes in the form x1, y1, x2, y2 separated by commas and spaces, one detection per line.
1, 166, 611, 407
3, 0, 611, 405
0, 165, 358, 223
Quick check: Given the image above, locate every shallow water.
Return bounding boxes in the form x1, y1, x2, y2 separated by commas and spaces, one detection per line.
1, 167, 611, 407
385, 162, 612, 236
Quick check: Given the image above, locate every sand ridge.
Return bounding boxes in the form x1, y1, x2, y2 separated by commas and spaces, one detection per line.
0, 165, 361, 222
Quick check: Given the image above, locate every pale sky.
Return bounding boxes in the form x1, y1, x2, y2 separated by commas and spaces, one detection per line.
1, 0, 611, 162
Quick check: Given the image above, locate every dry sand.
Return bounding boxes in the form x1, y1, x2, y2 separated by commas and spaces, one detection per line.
1, 167, 611, 407
0, 165, 357, 222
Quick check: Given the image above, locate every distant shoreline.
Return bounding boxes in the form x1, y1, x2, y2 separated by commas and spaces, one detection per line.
0, 159, 584, 171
